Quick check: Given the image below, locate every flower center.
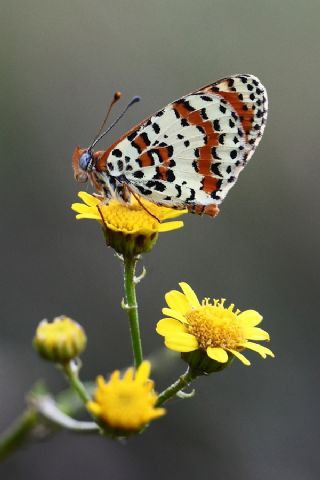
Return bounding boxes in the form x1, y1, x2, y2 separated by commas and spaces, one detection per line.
105, 201, 158, 232
98, 382, 158, 431
185, 300, 245, 350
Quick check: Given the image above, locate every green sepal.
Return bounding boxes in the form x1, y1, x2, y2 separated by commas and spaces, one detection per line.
181, 349, 234, 375
102, 227, 158, 256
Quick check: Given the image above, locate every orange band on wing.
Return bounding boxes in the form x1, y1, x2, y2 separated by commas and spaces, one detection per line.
201, 175, 219, 194
213, 91, 254, 137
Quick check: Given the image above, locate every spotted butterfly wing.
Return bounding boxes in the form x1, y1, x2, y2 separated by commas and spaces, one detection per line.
91, 74, 268, 216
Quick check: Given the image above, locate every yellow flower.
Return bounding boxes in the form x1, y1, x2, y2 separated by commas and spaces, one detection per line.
33, 316, 87, 363
156, 283, 274, 367
87, 361, 166, 434
71, 192, 187, 255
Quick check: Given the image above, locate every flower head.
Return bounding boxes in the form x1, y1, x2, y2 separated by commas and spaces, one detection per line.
87, 361, 165, 435
71, 192, 186, 256
157, 283, 274, 369
33, 316, 87, 363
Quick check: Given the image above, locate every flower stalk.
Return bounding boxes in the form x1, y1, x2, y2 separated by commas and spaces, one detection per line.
156, 367, 197, 406
62, 360, 90, 404
0, 408, 38, 462
123, 255, 143, 367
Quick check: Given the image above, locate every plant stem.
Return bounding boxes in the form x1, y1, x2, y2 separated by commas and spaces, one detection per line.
156, 367, 197, 406
0, 408, 38, 462
123, 255, 143, 367
0, 379, 96, 462
63, 361, 90, 404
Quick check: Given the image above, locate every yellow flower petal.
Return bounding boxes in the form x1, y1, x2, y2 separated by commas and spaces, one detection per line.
135, 361, 151, 383
151, 205, 188, 220
227, 348, 251, 366
109, 371, 120, 382
75, 213, 101, 220
207, 347, 229, 363
238, 310, 263, 327
161, 308, 188, 323
164, 332, 198, 352
86, 401, 102, 416
241, 342, 275, 358
71, 203, 92, 214
165, 290, 191, 315
158, 221, 184, 232
156, 318, 187, 336
179, 282, 200, 308
123, 367, 134, 381
78, 191, 100, 206
243, 326, 270, 341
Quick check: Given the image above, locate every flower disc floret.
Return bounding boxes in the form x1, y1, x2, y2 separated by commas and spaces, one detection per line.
156, 283, 274, 367
87, 361, 165, 434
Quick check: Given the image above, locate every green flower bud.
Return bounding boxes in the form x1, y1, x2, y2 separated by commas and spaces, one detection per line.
33, 316, 87, 364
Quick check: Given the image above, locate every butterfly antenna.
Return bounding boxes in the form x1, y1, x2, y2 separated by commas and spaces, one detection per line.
89, 91, 122, 148
90, 95, 141, 149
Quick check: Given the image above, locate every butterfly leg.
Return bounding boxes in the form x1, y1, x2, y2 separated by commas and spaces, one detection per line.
92, 193, 106, 202
123, 184, 161, 223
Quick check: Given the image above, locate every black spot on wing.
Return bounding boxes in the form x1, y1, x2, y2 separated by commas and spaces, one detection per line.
186, 188, 196, 202
213, 119, 221, 131
219, 134, 225, 145
167, 170, 176, 183
192, 160, 199, 172
200, 95, 213, 102
212, 147, 221, 160
140, 132, 151, 147
175, 184, 182, 198
211, 162, 222, 177
152, 122, 160, 134
145, 180, 166, 192
201, 108, 208, 120
127, 130, 138, 142
112, 149, 122, 157
133, 170, 144, 179
136, 185, 152, 196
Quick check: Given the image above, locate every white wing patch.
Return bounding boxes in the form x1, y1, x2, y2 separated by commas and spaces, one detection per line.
99, 74, 268, 213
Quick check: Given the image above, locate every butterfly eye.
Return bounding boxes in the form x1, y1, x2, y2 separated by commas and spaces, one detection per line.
79, 151, 94, 172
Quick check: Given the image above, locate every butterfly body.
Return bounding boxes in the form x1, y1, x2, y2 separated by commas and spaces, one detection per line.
72, 74, 268, 216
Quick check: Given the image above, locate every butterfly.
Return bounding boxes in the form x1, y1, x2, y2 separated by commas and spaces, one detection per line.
72, 74, 268, 217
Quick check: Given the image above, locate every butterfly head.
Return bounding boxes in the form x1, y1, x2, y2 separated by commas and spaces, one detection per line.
72, 146, 96, 183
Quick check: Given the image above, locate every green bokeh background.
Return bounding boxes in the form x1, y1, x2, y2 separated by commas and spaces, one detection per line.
1, 1, 319, 479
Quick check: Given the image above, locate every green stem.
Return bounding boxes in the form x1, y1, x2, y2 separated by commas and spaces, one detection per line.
156, 367, 197, 406
63, 362, 90, 404
0, 379, 96, 462
123, 255, 143, 367
0, 408, 38, 462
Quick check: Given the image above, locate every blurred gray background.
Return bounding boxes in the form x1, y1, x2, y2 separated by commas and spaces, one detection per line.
1, 0, 319, 479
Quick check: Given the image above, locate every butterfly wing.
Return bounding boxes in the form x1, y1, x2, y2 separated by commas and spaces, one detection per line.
99, 74, 268, 214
